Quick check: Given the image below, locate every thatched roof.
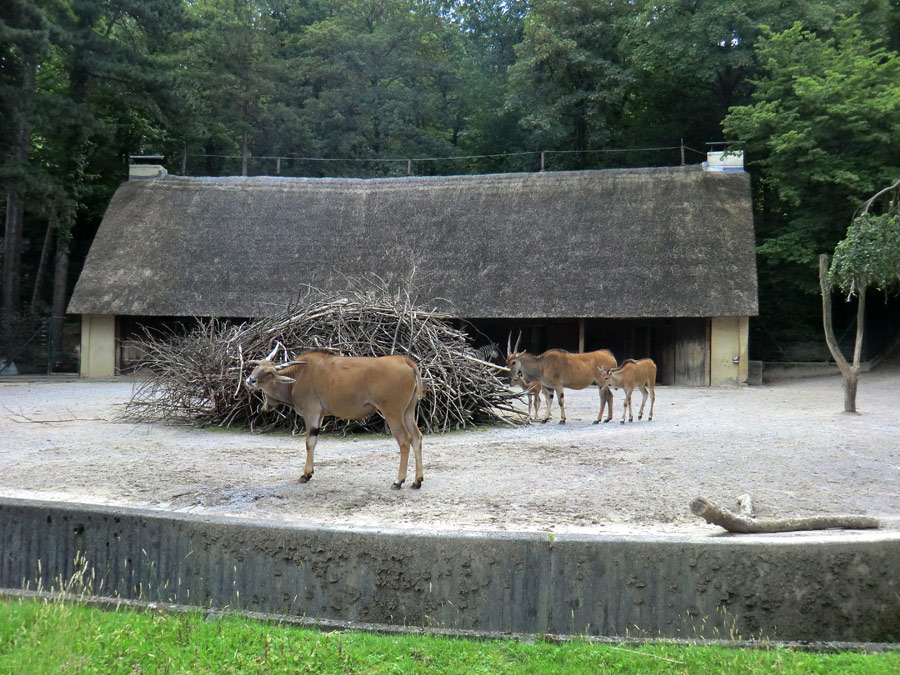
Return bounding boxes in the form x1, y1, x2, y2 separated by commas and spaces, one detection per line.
68, 166, 757, 319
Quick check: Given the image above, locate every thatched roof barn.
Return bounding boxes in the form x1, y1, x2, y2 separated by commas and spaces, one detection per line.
69, 165, 757, 385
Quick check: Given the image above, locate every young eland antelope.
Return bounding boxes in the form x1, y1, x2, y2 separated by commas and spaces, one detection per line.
599, 358, 657, 424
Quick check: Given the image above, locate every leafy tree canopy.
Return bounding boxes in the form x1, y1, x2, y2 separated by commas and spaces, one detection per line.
829, 185, 900, 297
724, 16, 900, 271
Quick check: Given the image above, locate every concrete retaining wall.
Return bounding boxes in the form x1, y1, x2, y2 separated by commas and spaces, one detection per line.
1, 498, 898, 642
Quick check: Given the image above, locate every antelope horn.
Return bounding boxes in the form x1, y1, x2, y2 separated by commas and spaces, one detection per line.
264, 342, 281, 361
507, 332, 512, 357
513, 330, 522, 355
274, 360, 306, 370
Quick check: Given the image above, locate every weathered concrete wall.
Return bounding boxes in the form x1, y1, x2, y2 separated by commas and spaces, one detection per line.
1, 498, 898, 642
762, 361, 874, 383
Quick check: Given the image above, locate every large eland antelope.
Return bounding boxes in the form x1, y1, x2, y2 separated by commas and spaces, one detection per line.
245, 344, 424, 489
506, 335, 616, 424
599, 358, 657, 424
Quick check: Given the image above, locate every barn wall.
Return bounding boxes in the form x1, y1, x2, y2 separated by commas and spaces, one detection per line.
673, 318, 710, 386
79, 314, 116, 377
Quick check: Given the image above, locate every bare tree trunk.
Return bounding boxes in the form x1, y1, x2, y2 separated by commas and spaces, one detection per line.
819, 254, 862, 413
30, 220, 56, 313
2, 51, 35, 323
2, 197, 24, 322
50, 240, 70, 367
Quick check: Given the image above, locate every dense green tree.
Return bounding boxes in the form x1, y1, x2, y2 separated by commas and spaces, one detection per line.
506, 0, 634, 169
175, 0, 312, 176
723, 16, 900, 351
293, 0, 464, 176
1, 0, 50, 321
622, 1, 897, 160
1, 0, 187, 366
439, 0, 529, 172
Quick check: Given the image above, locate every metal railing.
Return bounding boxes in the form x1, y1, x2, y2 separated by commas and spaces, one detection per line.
171, 143, 708, 179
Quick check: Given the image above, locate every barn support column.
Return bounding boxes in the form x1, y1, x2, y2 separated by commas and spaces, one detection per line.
79, 314, 116, 377
710, 316, 749, 386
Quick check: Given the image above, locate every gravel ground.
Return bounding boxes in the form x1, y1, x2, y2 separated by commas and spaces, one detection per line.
1, 367, 898, 536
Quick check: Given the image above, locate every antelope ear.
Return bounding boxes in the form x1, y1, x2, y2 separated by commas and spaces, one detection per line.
275, 374, 295, 383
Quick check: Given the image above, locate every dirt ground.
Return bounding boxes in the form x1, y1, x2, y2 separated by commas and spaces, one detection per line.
1, 367, 898, 536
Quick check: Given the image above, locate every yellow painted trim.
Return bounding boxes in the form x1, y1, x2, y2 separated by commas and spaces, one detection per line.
79, 314, 116, 377
710, 316, 749, 386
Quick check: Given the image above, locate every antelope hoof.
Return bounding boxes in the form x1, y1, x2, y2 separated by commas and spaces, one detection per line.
299, 473, 313, 484
592, 420, 599, 425
391, 479, 404, 490
412, 478, 423, 489
620, 420, 625, 425
541, 418, 550, 424
558, 419, 566, 425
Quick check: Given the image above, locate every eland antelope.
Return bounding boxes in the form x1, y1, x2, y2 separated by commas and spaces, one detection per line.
599, 358, 657, 424
506, 334, 616, 424
245, 344, 424, 489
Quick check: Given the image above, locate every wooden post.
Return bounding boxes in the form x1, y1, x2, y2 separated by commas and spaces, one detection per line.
276, 157, 281, 176
181, 147, 187, 175
407, 159, 413, 176
680, 138, 685, 166
241, 130, 248, 176
578, 319, 585, 353
540, 151, 545, 172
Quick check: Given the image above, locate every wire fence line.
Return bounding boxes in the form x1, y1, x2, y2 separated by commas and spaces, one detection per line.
169, 143, 709, 179
0, 316, 80, 375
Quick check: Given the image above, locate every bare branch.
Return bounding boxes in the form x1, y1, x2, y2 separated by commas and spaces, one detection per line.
691, 496, 880, 533
120, 287, 525, 434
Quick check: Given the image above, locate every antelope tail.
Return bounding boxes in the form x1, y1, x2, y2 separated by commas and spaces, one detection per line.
414, 364, 425, 400
405, 356, 425, 400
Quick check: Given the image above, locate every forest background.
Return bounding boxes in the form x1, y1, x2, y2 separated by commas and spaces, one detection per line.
2, 0, 899, 368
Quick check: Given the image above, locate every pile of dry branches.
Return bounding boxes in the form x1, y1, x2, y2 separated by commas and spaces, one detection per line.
122, 289, 522, 434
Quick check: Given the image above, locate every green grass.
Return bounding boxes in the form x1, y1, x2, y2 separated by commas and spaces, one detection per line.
1, 598, 897, 674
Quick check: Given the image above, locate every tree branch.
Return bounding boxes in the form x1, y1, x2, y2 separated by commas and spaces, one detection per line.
691, 496, 880, 533
856, 177, 900, 217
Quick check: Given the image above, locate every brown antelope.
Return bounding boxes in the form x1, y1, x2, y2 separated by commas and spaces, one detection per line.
506, 334, 615, 424
513, 374, 553, 421
245, 344, 424, 489
599, 358, 657, 424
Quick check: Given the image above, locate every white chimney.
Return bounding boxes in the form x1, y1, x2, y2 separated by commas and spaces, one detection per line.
129, 155, 167, 180
703, 144, 744, 172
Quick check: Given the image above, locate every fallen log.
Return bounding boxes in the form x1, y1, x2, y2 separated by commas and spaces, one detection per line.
690, 496, 881, 533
